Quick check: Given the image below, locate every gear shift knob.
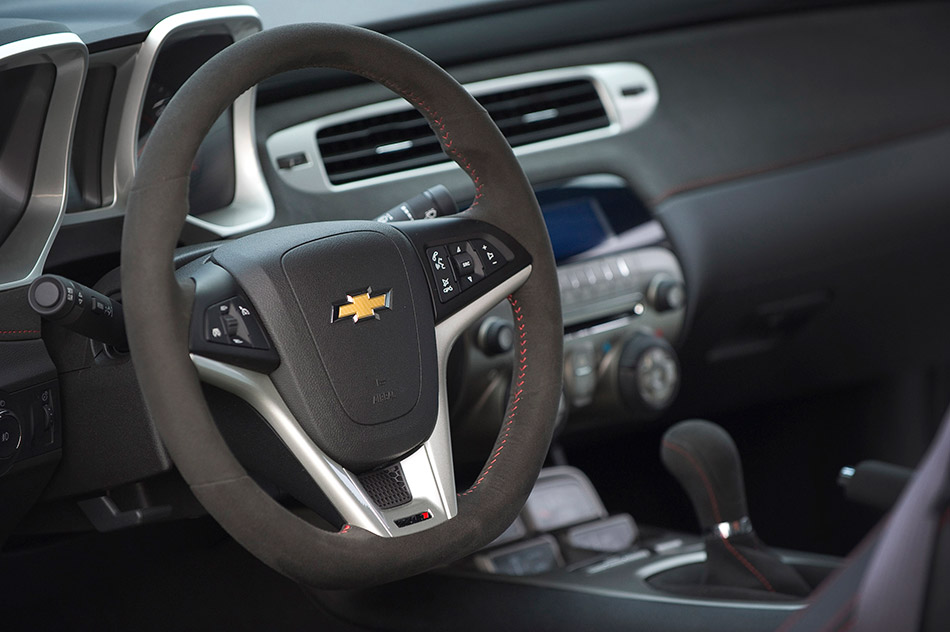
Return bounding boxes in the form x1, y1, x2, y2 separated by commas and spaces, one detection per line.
660, 419, 811, 597
660, 419, 750, 531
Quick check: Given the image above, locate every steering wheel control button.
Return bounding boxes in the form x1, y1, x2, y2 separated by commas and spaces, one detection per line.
453, 252, 474, 274
458, 272, 479, 290
472, 239, 506, 275
446, 242, 486, 290
426, 245, 459, 303
0, 412, 22, 459
205, 298, 269, 349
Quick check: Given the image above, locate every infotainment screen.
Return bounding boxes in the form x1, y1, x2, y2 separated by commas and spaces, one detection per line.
542, 197, 613, 262
536, 175, 655, 263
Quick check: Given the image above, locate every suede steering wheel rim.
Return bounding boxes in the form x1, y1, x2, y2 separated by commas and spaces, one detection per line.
121, 24, 563, 589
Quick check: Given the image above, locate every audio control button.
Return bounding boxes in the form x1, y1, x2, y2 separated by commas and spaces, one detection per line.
472, 239, 505, 275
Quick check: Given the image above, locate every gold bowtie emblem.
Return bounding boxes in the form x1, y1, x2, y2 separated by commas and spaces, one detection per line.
332, 288, 392, 323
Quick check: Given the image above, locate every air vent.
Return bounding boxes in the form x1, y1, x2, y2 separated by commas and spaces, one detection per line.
316, 79, 610, 185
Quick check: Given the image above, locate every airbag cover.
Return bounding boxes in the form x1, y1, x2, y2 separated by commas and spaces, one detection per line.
281, 232, 422, 425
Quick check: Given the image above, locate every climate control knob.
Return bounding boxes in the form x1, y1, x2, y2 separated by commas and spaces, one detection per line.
648, 276, 686, 313
617, 334, 680, 416
477, 317, 514, 356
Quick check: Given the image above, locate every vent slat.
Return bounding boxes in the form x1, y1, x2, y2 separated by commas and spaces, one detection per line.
317, 78, 608, 185
322, 135, 441, 167
318, 117, 432, 149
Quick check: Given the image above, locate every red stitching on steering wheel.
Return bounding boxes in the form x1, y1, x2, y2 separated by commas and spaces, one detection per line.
460, 295, 526, 496
335, 64, 514, 497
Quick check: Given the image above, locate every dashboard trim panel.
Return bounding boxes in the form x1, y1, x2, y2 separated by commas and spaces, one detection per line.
62, 5, 275, 236
0, 33, 86, 291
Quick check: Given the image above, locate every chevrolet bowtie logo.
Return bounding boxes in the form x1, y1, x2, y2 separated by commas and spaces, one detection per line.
332, 288, 392, 323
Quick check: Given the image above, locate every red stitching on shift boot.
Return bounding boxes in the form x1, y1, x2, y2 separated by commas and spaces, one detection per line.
460, 296, 525, 496
719, 535, 776, 593
0, 330, 40, 334
335, 66, 485, 208
662, 439, 775, 592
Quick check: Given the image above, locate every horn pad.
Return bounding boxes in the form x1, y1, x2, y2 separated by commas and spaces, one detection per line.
210, 222, 439, 472
281, 231, 423, 425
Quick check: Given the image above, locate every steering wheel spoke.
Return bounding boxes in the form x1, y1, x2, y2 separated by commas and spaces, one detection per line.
189, 353, 454, 536
180, 218, 530, 537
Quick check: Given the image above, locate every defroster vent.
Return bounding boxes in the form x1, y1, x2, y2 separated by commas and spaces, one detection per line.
316, 79, 610, 185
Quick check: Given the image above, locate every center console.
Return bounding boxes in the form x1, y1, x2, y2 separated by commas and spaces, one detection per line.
457, 465, 837, 603
315, 460, 839, 632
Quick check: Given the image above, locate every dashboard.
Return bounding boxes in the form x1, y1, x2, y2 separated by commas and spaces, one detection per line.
2, 0, 950, 551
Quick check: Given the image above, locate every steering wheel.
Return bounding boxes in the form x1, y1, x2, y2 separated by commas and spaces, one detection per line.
121, 24, 563, 589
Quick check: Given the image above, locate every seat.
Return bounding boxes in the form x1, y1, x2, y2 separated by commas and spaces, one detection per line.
778, 407, 950, 631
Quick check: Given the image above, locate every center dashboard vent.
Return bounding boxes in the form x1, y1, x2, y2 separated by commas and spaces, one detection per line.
316, 79, 610, 185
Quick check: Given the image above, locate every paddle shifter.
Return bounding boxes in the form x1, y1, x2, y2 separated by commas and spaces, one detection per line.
661, 420, 810, 598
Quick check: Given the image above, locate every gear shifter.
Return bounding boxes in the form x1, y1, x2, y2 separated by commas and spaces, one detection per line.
660, 420, 811, 598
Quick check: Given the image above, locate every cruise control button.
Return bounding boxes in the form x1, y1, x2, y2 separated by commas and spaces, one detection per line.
222, 314, 240, 336
207, 321, 227, 344
472, 239, 505, 275
205, 298, 270, 349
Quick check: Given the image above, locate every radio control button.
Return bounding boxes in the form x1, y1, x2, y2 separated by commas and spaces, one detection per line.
472, 239, 505, 275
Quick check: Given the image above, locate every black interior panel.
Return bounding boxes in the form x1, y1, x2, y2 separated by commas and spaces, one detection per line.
659, 128, 950, 410
256, 2, 950, 221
